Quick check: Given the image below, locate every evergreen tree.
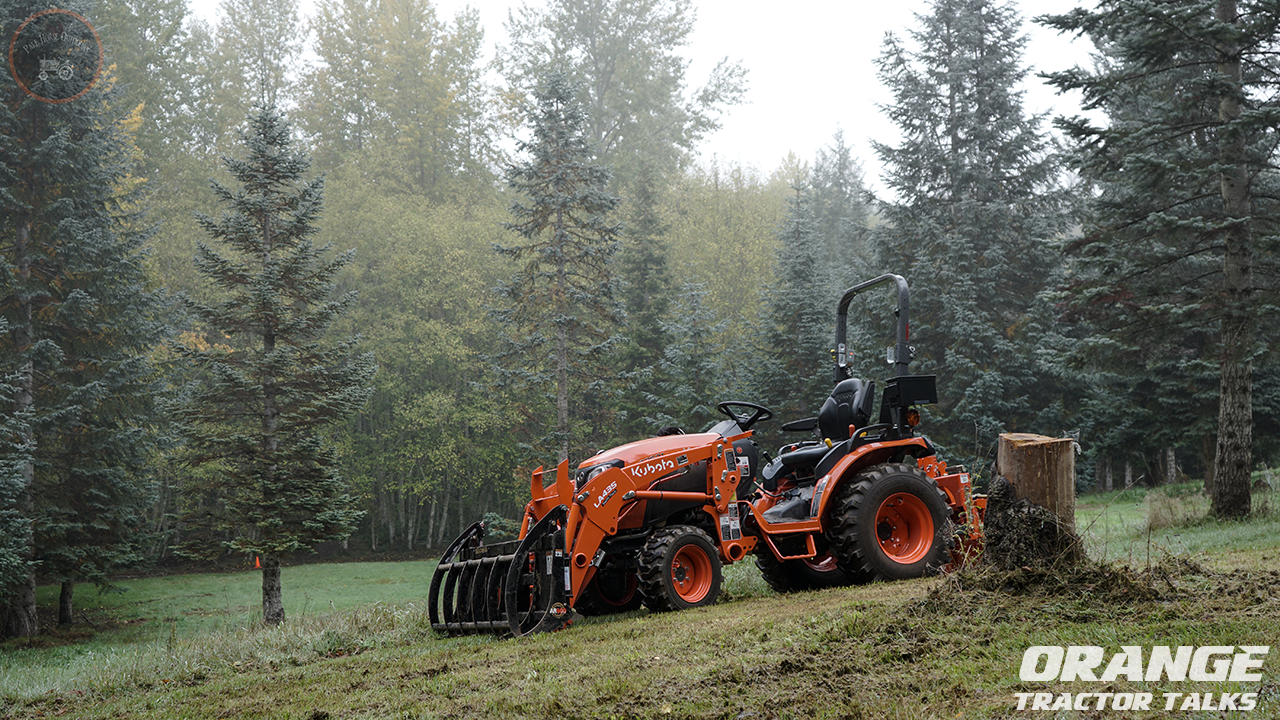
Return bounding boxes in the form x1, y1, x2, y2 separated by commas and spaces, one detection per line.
1042, 0, 1280, 517
1, 1, 163, 636
0, 352, 33, 614
647, 282, 725, 432
493, 72, 623, 464
177, 106, 373, 625
616, 163, 672, 437
757, 184, 834, 422
811, 129, 871, 285
871, 0, 1070, 467
32, 185, 163, 626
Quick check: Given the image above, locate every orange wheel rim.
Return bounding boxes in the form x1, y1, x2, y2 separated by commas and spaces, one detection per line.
804, 551, 838, 573
671, 546, 713, 602
874, 492, 934, 564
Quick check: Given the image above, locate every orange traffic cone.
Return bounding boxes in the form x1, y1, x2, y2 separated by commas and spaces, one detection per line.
254, 556, 261, 569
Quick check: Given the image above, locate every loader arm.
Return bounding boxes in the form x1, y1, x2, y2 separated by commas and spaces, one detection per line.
563, 431, 753, 600
430, 430, 755, 637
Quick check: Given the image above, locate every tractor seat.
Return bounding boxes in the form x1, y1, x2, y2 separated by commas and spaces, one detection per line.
818, 377, 876, 441
773, 378, 876, 475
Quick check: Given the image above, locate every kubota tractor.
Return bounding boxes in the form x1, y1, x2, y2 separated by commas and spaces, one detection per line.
429, 274, 983, 637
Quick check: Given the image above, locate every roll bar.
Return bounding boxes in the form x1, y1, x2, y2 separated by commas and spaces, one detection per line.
834, 273, 911, 382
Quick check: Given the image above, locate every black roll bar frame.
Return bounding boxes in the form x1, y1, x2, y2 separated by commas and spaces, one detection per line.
834, 273, 911, 383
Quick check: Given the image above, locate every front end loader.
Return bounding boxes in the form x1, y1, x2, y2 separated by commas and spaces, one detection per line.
429, 273, 983, 638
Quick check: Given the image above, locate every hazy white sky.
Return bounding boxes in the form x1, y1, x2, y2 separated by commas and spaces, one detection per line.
187, 0, 1097, 193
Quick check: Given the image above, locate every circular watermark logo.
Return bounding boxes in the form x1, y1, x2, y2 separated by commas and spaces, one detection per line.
7, 9, 103, 103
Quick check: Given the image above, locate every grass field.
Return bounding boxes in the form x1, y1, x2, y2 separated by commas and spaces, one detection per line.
1076, 480, 1280, 570
2, 483, 1278, 719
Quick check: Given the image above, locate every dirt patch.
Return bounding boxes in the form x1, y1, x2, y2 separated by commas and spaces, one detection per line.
982, 475, 1084, 571
919, 555, 1280, 616
943, 562, 1161, 603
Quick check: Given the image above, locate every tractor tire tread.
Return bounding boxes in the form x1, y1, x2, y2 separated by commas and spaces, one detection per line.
825, 462, 952, 581
753, 548, 852, 593
574, 555, 642, 616
637, 525, 721, 613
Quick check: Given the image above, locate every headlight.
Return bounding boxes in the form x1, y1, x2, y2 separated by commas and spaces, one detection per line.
576, 458, 624, 488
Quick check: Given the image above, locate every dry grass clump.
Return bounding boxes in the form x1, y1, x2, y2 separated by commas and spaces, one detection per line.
1144, 487, 1206, 530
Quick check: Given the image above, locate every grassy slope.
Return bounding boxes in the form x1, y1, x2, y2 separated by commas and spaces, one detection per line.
2, 485, 1279, 719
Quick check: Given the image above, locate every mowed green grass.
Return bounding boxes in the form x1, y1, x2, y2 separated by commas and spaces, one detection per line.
1, 561, 445, 700
32, 560, 444, 638
1, 484, 1277, 719
1075, 480, 1280, 569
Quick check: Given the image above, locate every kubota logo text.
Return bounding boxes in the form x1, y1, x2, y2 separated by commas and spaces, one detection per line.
630, 458, 675, 478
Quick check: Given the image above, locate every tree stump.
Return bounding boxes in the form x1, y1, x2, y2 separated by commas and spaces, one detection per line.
983, 433, 1084, 571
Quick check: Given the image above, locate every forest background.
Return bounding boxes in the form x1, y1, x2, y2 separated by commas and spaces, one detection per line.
3, 0, 1279, 631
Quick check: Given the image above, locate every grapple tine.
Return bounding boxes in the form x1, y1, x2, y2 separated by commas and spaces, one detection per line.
484, 555, 510, 628
429, 508, 572, 638
505, 505, 571, 637
456, 562, 478, 624
429, 521, 483, 632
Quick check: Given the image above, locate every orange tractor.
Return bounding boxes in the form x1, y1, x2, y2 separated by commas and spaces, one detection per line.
429, 274, 983, 637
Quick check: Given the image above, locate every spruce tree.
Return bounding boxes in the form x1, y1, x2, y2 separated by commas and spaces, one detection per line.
757, 185, 835, 422
33, 202, 163, 625
616, 163, 672, 438
0, 354, 33, 613
811, 130, 871, 286
178, 106, 372, 625
1041, 0, 1280, 517
2, 0, 163, 636
871, 0, 1070, 467
493, 72, 622, 464
646, 282, 725, 432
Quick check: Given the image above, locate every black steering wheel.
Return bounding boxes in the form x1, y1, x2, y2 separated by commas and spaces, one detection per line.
716, 401, 774, 431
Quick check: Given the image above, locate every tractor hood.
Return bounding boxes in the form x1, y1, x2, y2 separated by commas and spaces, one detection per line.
577, 432, 723, 471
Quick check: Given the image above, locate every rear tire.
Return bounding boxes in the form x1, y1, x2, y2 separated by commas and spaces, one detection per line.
754, 544, 852, 593
574, 553, 642, 616
638, 526, 722, 612
826, 463, 952, 581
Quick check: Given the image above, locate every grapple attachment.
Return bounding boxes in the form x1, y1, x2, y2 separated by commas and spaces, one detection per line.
428, 505, 572, 637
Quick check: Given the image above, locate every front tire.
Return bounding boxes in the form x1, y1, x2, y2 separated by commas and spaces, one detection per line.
574, 553, 642, 616
638, 526, 722, 612
826, 463, 952, 581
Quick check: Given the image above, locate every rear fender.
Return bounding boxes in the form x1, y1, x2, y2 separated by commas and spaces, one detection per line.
810, 436, 934, 520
